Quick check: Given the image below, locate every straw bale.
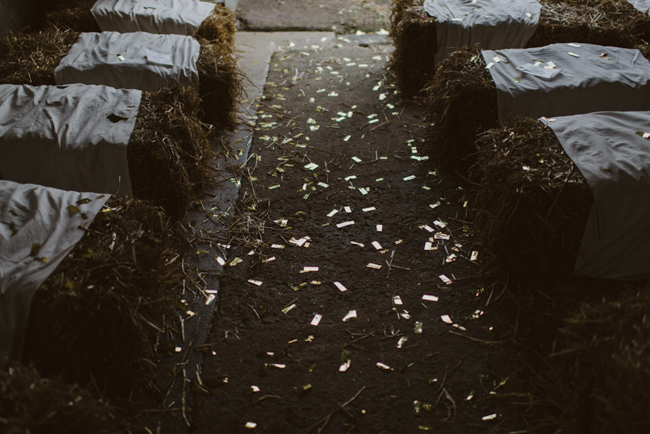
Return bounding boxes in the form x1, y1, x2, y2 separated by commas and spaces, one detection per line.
388, 1, 437, 97
470, 118, 593, 277
45, 0, 100, 33
196, 3, 237, 55
129, 83, 216, 220
388, 0, 650, 96
22, 195, 181, 398
0, 28, 77, 86
536, 289, 650, 433
0, 30, 217, 219
0, 364, 120, 434
196, 36, 244, 132
422, 46, 498, 175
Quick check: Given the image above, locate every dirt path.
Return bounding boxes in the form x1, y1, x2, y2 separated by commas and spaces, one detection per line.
191, 34, 538, 434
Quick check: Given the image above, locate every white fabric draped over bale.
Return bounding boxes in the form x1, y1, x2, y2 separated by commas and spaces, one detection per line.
542, 111, 650, 280
91, 0, 215, 36
423, 0, 541, 65
627, 0, 650, 14
0, 84, 140, 197
0, 181, 109, 362
54, 32, 200, 92
482, 43, 650, 121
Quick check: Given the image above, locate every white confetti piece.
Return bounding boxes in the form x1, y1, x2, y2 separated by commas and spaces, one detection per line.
397, 336, 407, 349
424, 242, 434, 251
482, 414, 498, 421
344, 175, 357, 181
301, 266, 319, 272
304, 162, 319, 170
376, 362, 392, 370
433, 219, 447, 228
422, 225, 435, 233
376, 225, 383, 232
393, 295, 403, 305
568, 52, 580, 58
367, 263, 382, 269
441, 315, 453, 324
245, 422, 257, 429
337, 221, 355, 228
215, 256, 226, 266
422, 294, 439, 302
342, 310, 357, 322
311, 314, 322, 326
403, 175, 416, 181
343, 135, 351, 141
282, 303, 296, 314
248, 280, 263, 286
350, 241, 365, 247
268, 184, 281, 190
334, 281, 348, 292
271, 244, 285, 249
434, 233, 450, 240
358, 187, 368, 195
362, 207, 376, 212
327, 209, 339, 217
439, 274, 453, 285
206, 294, 216, 305
352, 157, 362, 163
372, 241, 383, 250
317, 182, 329, 188
568, 43, 581, 48
344, 206, 352, 213
339, 359, 351, 372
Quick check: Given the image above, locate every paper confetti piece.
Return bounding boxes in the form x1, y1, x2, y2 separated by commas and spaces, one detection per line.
393, 295, 403, 305
350, 241, 365, 247
470, 251, 479, 261
245, 422, 257, 429
424, 242, 434, 251
482, 414, 498, 421
372, 241, 383, 250
337, 221, 355, 228
342, 310, 357, 322
568, 43, 581, 48
352, 157, 362, 163
311, 314, 322, 326
367, 263, 382, 269
403, 175, 416, 181
271, 244, 285, 249
434, 233, 450, 240
344, 206, 352, 213
422, 295, 439, 302
282, 304, 296, 314
568, 52, 580, 58
376, 362, 392, 370
304, 162, 319, 170
362, 207, 376, 212
376, 225, 383, 232
317, 182, 329, 188
327, 209, 339, 217
397, 336, 407, 349
301, 266, 319, 273
339, 359, 351, 372
215, 256, 226, 266
248, 280, 263, 286
441, 315, 453, 324
333, 281, 348, 292
439, 274, 453, 285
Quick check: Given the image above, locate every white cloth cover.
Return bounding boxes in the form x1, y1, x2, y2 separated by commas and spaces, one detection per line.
0, 180, 109, 362
0, 84, 140, 196
423, 0, 540, 65
542, 112, 650, 280
90, 0, 215, 36
54, 32, 200, 92
628, 0, 650, 14
483, 43, 650, 121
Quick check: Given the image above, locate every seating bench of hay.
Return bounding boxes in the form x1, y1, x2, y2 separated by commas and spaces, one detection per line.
424, 43, 650, 173
471, 111, 650, 280
389, 0, 650, 96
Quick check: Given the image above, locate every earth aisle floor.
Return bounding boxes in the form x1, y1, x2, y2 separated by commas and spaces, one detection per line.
191, 35, 538, 434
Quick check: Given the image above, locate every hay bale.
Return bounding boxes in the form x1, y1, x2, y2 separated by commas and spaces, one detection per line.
196, 36, 244, 131
129, 83, 215, 220
22, 195, 181, 398
196, 3, 237, 55
470, 118, 593, 277
536, 290, 650, 433
0, 30, 217, 219
388, 0, 650, 96
45, 0, 100, 33
422, 46, 497, 174
0, 364, 120, 434
388, 2, 437, 97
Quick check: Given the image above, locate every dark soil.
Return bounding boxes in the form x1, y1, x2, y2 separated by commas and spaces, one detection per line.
192, 37, 543, 434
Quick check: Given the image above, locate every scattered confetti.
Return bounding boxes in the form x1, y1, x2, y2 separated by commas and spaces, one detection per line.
422, 295, 439, 302
334, 281, 348, 292
367, 263, 382, 269
247, 280, 263, 286
301, 266, 319, 273
372, 241, 383, 250
342, 310, 357, 322
337, 221, 355, 228
393, 295, 403, 305
376, 225, 383, 232
362, 207, 376, 212
439, 274, 453, 285
376, 362, 392, 370
311, 314, 322, 326
441, 315, 453, 324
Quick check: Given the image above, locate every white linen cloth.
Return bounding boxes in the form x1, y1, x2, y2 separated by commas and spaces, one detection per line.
542, 111, 650, 280
0, 84, 140, 196
91, 0, 215, 36
54, 32, 200, 92
482, 43, 650, 121
0, 180, 109, 362
627, 0, 650, 14
423, 0, 540, 64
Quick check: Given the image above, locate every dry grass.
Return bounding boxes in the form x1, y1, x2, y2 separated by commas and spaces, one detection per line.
0, 363, 120, 434
534, 288, 650, 433
197, 3, 237, 55
44, 0, 100, 33
22, 196, 181, 398
470, 118, 593, 277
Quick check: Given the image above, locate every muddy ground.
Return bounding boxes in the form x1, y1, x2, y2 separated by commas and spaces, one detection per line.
191, 35, 549, 434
